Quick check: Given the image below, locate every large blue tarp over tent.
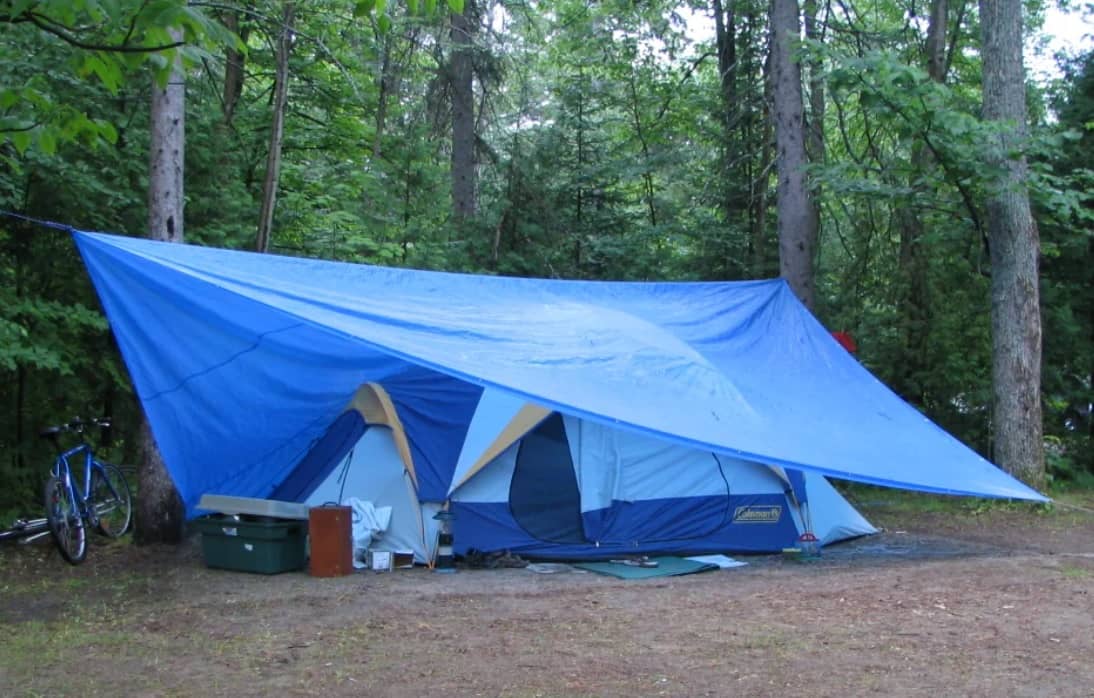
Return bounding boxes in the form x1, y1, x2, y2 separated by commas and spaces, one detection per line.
72, 231, 1047, 516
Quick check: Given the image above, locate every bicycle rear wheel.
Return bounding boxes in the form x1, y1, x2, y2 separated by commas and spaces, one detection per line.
91, 463, 132, 538
44, 476, 87, 564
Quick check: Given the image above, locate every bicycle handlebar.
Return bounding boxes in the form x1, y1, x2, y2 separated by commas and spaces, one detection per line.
39, 417, 112, 439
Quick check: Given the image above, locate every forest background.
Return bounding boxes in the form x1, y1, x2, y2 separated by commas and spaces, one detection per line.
1, 0, 1092, 527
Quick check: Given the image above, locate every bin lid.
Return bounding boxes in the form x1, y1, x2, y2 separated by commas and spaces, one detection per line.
196, 494, 309, 520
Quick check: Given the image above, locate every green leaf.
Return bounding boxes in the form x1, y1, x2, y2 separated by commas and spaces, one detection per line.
96, 120, 119, 145
408, 0, 418, 14
38, 128, 57, 155
81, 53, 123, 92
11, 130, 32, 155
377, 13, 391, 33
354, 0, 375, 16
447, 0, 464, 13
0, 88, 19, 109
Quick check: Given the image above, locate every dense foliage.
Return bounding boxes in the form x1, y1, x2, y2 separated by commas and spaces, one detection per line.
1, 0, 1091, 519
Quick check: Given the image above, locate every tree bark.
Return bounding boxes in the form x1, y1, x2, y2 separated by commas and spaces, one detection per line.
141, 32, 186, 544
221, 11, 246, 125
256, 2, 295, 253
771, 0, 818, 309
926, 0, 950, 81
803, 0, 825, 277
979, 0, 1045, 486
450, 0, 476, 221
149, 48, 185, 244
895, 0, 950, 403
802, 0, 825, 167
749, 8, 772, 278
713, 0, 736, 116
713, 0, 744, 273
373, 32, 392, 160
627, 69, 658, 227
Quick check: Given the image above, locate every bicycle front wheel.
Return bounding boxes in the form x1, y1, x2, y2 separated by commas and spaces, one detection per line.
44, 476, 87, 564
91, 463, 132, 538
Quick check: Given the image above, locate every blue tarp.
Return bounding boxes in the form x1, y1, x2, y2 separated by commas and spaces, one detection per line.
72, 231, 1047, 516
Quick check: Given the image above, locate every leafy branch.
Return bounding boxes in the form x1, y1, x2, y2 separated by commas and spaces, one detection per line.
25, 12, 184, 52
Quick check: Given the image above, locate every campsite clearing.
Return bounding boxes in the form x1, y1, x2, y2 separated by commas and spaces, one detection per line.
2, 493, 1092, 697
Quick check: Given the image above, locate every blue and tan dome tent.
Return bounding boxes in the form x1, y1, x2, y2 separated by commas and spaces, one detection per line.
72, 231, 1046, 561
446, 388, 876, 558
269, 383, 876, 562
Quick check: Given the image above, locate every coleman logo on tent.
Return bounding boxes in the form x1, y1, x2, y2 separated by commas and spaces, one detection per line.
733, 505, 782, 523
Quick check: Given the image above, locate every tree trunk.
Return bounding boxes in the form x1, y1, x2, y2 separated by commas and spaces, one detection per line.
141, 33, 186, 544
979, 0, 1045, 486
256, 2, 295, 253
627, 69, 658, 227
713, 0, 736, 116
803, 0, 825, 278
771, 0, 818, 309
749, 9, 772, 278
573, 75, 586, 270
149, 49, 185, 244
493, 130, 519, 267
713, 0, 744, 274
450, 0, 476, 221
222, 11, 246, 125
926, 0, 950, 81
802, 0, 824, 167
895, 0, 951, 403
373, 32, 392, 160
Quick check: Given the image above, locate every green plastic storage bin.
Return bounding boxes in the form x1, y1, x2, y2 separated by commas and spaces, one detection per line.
192, 515, 307, 574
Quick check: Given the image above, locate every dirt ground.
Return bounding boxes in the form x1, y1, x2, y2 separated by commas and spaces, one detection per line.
2, 493, 1093, 697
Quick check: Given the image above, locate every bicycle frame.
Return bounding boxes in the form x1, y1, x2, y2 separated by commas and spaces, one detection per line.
40, 417, 132, 564
50, 441, 102, 528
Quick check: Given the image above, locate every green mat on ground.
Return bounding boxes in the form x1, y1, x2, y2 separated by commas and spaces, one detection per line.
572, 556, 719, 580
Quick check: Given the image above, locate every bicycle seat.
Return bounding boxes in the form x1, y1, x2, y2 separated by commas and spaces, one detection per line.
39, 425, 63, 439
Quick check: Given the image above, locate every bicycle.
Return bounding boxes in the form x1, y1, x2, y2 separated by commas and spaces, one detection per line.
41, 417, 133, 564
0, 515, 49, 544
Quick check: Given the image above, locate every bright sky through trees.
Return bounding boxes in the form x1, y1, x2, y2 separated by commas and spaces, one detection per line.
1029, 2, 1094, 80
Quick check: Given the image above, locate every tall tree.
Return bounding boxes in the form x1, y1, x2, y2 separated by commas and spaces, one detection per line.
894, 0, 958, 403
221, 10, 248, 126
979, 0, 1044, 485
713, 0, 740, 237
256, 2, 295, 253
802, 0, 825, 263
450, 0, 477, 221
771, 0, 818, 308
802, 0, 824, 173
140, 32, 187, 543
751, 10, 774, 278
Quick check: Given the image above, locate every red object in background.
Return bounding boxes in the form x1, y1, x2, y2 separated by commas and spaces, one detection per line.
309, 505, 353, 577
832, 330, 857, 354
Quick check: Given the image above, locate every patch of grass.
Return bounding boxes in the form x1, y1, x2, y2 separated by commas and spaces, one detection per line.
0, 617, 133, 668
0, 619, 55, 662
59, 576, 91, 592
1044, 488, 1094, 510
840, 485, 994, 515
0, 573, 60, 597
0, 592, 183, 696
1060, 565, 1091, 579
1, 563, 151, 613
840, 483, 1094, 520
1023, 492, 1094, 531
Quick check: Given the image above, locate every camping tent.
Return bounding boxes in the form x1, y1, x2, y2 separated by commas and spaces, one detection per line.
267, 384, 876, 561
72, 231, 1046, 558
446, 388, 877, 558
